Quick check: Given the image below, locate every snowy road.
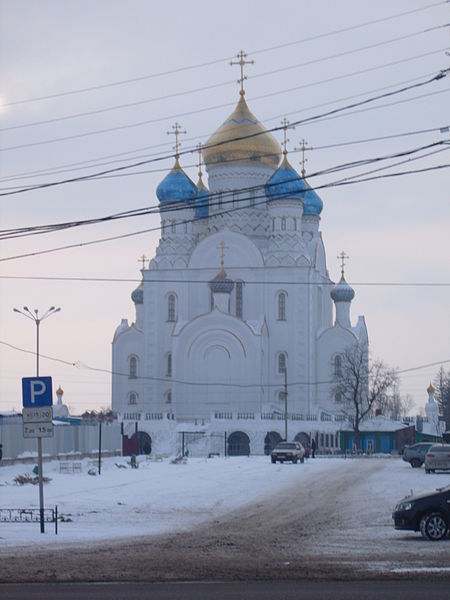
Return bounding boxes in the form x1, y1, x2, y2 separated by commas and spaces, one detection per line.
0, 456, 449, 582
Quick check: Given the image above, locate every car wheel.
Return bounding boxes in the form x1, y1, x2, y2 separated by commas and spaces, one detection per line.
410, 458, 421, 468
271, 457, 276, 464
292, 457, 298, 464
425, 468, 431, 474
420, 513, 448, 541
300, 456, 305, 464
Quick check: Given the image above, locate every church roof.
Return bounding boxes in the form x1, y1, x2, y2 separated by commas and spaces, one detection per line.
265, 155, 308, 201
156, 158, 198, 205
302, 178, 323, 216
202, 95, 281, 169
131, 281, 143, 304
208, 270, 234, 294
330, 275, 355, 303
195, 174, 210, 219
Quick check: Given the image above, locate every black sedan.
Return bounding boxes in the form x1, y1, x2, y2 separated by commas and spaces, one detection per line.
392, 484, 450, 540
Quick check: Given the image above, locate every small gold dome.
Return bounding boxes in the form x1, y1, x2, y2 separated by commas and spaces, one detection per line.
56, 386, 64, 396
203, 95, 281, 169
427, 382, 436, 394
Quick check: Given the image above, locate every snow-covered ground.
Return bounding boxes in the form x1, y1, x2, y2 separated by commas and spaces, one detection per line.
0, 454, 449, 552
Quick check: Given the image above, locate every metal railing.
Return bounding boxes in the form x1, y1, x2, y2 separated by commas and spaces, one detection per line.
0, 506, 59, 534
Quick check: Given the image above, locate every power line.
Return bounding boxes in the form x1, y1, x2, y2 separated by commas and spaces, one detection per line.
1, 339, 449, 388
3, 24, 447, 133
0, 275, 449, 287
1, 68, 444, 184
0, 161, 448, 262
2, 60, 449, 155
0, 139, 447, 239
1, 68, 448, 193
3, 0, 446, 108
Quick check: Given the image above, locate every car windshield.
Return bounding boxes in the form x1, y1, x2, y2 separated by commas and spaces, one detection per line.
276, 443, 296, 449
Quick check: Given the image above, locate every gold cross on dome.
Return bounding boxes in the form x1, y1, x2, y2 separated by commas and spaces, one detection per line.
138, 254, 148, 270
196, 142, 203, 178
230, 50, 255, 97
167, 122, 187, 158
281, 118, 294, 157
216, 240, 229, 275
337, 251, 349, 277
300, 138, 311, 178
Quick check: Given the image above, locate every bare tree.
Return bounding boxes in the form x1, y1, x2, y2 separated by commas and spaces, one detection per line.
333, 344, 398, 450
378, 385, 414, 421
433, 366, 450, 430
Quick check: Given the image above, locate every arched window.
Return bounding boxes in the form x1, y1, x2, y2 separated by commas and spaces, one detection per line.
233, 192, 239, 208
278, 390, 287, 404
167, 353, 172, 377
167, 294, 176, 322
334, 354, 342, 377
278, 292, 286, 321
128, 392, 138, 405
249, 191, 255, 206
236, 281, 243, 319
171, 221, 176, 234
272, 218, 275, 232
278, 352, 287, 374
165, 390, 172, 404
129, 356, 137, 379
335, 390, 342, 403
281, 217, 286, 231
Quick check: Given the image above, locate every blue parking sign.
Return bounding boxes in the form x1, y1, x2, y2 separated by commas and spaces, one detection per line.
22, 377, 53, 407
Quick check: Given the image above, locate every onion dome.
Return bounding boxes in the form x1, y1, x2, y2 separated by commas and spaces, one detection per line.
131, 280, 143, 304
203, 95, 281, 169
156, 158, 198, 205
265, 155, 308, 201
56, 386, 64, 397
209, 270, 234, 295
427, 383, 436, 394
331, 275, 355, 303
195, 173, 210, 219
302, 178, 323, 216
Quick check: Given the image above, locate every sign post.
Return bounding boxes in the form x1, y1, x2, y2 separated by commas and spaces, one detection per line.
22, 376, 53, 534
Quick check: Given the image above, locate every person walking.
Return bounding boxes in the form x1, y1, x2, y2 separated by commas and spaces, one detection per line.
311, 438, 316, 459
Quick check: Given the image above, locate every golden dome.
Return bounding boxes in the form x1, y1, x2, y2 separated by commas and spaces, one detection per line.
427, 382, 436, 394
203, 95, 281, 169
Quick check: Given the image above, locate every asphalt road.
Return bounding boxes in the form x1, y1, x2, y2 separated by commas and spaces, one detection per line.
1, 580, 450, 600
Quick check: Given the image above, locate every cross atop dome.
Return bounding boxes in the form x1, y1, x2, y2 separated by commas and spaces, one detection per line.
230, 50, 254, 97
216, 240, 229, 276
167, 122, 187, 159
337, 251, 349, 277
138, 254, 148, 270
281, 117, 294, 158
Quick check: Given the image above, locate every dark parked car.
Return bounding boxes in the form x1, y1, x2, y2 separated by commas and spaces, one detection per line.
392, 484, 450, 540
402, 442, 433, 468
271, 441, 305, 464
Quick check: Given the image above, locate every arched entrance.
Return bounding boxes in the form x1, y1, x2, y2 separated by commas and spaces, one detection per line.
264, 431, 282, 455
131, 431, 152, 455
228, 431, 250, 456
295, 432, 310, 448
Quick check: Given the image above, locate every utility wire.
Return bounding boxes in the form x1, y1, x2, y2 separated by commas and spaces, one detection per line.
1, 340, 449, 387
3, 24, 447, 132
0, 139, 447, 239
1, 68, 448, 192
1, 162, 448, 263
1, 66, 444, 184
2, 58, 449, 153
3, 0, 446, 107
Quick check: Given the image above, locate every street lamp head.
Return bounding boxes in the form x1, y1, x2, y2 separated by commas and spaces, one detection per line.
23, 306, 29, 311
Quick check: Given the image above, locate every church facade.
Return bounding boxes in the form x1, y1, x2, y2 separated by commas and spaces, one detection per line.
111, 75, 368, 456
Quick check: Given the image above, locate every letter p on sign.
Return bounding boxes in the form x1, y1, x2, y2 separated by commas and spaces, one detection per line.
22, 377, 53, 407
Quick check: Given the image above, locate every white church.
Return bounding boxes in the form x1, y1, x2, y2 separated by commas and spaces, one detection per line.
112, 56, 368, 456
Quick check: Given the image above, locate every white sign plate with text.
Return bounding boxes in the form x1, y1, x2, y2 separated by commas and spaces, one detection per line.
23, 406, 53, 423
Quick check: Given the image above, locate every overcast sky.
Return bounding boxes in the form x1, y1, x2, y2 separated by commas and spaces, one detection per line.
1, 0, 449, 415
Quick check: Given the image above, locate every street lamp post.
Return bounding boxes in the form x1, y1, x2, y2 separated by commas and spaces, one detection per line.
283, 367, 288, 441
13, 306, 61, 533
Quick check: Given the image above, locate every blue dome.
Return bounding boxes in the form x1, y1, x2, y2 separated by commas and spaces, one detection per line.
330, 276, 355, 303
195, 175, 209, 219
302, 179, 323, 216
131, 281, 143, 304
156, 159, 198, 205
265, 156, 308, 201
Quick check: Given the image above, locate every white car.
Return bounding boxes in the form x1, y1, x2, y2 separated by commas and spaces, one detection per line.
271, 441, 305, 464
425, 444, 450, 473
